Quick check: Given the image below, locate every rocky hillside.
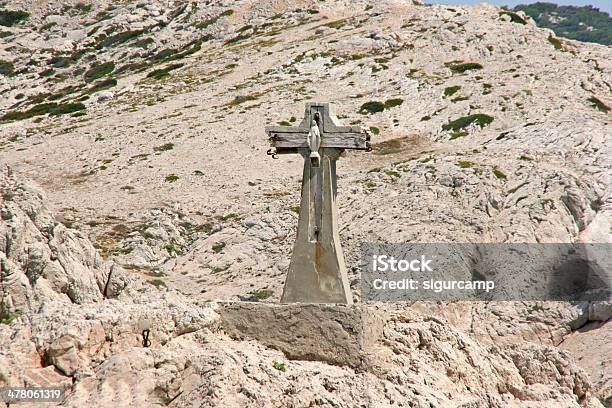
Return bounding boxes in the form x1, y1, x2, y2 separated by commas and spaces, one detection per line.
0, 0, 610, 406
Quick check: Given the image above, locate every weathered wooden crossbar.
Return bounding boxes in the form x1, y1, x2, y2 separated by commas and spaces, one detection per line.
268, 131, 369, 151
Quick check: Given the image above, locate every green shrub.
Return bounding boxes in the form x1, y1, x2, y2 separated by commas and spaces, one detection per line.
359, 99, 403, 115
0, 312, 21, 324
272, 360, 286, 371
384, 98, 403, 109
75, 3, 92, 14
369, 126, 380, 135
224, 33, 250, 45
0, 10, 30, 27
96, 30, 144, 49
49, 102, 85, 116
420, 115, 431, 121
148, 279, 167, 288
359, 101, 385, 114
325, 19, 348, 29
39, 68, 55, 77
146, 63, 184, 79
212, 242, 226, 253
385, 170, 400, 177
457, 160, 473, 168
449, 131, 468, 140
442, 114, 494, 131
446, 62, 483, 74
548, 35, 563, 50
1, 102, 85, 122
195, 9, 233, 29
587, 96, 610, 113
0, 59, 14, 76
492, 167, 507, 179
84, 61, 115, 81
165, 174, 179, 182
154, 143, 175, 152
219, 213, 240, 221
253, 289, 273, 299
229, 93, 261, 106
444, 85, 461, 97
165, 243, 183, 255
87, 78, 117, 93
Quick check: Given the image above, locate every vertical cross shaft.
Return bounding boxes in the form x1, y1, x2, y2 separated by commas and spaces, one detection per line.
266, 102, 371, 304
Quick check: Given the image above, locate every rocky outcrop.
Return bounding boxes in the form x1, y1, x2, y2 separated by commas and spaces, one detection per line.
0, 166, 133, 320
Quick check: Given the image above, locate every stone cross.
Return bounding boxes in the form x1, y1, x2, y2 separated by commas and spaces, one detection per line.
266, 102, 371, 304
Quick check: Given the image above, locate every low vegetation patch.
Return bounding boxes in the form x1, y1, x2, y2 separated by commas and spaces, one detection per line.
587, 96, 610, 113
452, 96, 469, 103
84, 61, 115, 81
195, 9, 233, 30
146, 63, 184, 79
442, 114, 494, 132
324, 19, 349, 29
154, 143, 175, 152
359, 101, 384, 114
548, 35, 564, 50
0, 59, 14, 76
445, 62, 483, 74
272, 360, 286, 372
444, 85, 461, 97
96, 30, 144, 49
148, 279, 167, 288
49, 102, 86, 116
149, 36, 210, 63
0, 10, 30, 27
385, 170, 400, 178
0, 312, 21, 325
457, 160, 473, 168
1, 102, 85, 122
212, 242, 226, 253
228, 92, 262, 106
87, 78, 117, 94
449, 131, 468, 140
253, 289, 273, 300
492, 167, 507, 180
384, 98, 403, 109
165, 174, 179, 182
359, 98, 403, 114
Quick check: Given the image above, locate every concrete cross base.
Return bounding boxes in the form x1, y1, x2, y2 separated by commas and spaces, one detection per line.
281, 148, 352, 304
217, 302, 387, 369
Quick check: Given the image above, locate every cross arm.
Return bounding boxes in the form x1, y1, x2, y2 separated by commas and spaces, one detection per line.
266, 127, 371, 154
